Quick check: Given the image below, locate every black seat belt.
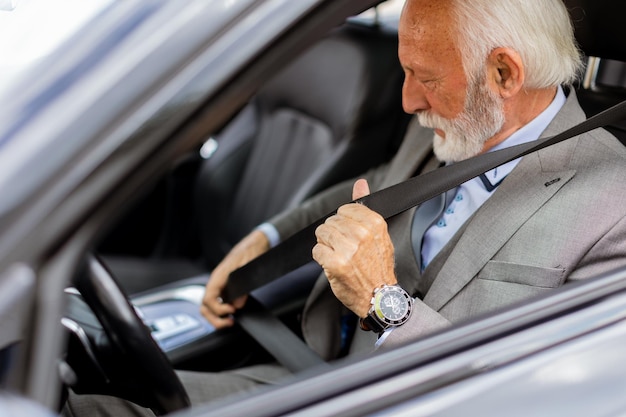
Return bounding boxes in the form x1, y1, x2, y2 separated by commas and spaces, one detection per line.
236, 295, 330, 371
225, 99, 626, 372
225, 99, 626, 301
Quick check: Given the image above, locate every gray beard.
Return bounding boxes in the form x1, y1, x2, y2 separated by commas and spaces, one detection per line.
417, 75, 505, 163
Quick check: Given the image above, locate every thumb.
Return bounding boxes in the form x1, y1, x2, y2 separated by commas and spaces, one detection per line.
352, 178, 371, 200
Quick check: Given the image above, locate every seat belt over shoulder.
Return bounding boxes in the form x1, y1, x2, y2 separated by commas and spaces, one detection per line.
224, 100, 626, 373
224, 100, 626, 302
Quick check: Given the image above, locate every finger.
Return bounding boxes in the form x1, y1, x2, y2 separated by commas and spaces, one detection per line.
336, 204, 387, 236
328, 206, 382, 241
201, 290, 236, 318
232, 294, 248, 309
315, 219, 355, 251
312, 242, 337, 270
337, 200, 379, 219
200, 290, 235, 314
352, 178, 371, 200
200, 303, 235, 328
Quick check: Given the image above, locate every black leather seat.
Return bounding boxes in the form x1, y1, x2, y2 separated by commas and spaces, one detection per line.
196, 22, 410, 268
576, 58, 626, 144
566, 0, 626, 143
106, 20, 411, 295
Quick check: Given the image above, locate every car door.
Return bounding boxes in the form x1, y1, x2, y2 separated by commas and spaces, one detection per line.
0, 0, 382, 412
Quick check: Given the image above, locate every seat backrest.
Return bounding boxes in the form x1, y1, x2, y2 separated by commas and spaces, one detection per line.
194, 21, 410, 267
566, 0, 626, 143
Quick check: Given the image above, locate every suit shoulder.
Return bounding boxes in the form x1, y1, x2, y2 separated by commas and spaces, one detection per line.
584, 128, 626, 159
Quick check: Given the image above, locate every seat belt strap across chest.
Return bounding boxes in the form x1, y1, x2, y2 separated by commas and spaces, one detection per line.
224, 99, 626, 302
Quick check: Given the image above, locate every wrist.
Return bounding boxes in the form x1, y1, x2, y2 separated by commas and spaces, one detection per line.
254, 222, 280, 248
359, 284, 413, 335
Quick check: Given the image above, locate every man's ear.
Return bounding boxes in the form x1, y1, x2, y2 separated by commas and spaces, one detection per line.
486, 47, 525, 98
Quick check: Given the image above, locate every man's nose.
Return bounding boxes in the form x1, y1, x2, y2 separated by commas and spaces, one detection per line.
402, 78, 429, 114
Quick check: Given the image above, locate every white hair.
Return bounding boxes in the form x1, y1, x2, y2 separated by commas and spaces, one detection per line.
450, 0, 584, 88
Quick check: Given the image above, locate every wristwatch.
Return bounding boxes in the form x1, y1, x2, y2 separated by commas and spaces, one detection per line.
360, 284, 413, 334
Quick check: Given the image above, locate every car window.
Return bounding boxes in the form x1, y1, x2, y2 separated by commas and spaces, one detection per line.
0, 0, 114, 98
360, 0, 404, 18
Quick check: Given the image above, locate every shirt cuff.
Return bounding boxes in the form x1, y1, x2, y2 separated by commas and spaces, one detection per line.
255, 222, 281, 248
375, 327, 394, 348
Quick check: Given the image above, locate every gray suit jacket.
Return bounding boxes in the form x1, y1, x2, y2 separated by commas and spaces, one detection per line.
270, 89, 626, 360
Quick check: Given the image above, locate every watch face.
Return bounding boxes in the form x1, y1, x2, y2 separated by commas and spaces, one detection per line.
374, 286, 410, 322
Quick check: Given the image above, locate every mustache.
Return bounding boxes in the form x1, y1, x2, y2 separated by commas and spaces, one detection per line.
417, 111, 453, 131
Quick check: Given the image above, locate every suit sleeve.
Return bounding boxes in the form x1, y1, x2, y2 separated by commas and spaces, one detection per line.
375, 299, 451, 351
567, 213, 626, 282
379, 209, 626, 351
268, 162, 392, 241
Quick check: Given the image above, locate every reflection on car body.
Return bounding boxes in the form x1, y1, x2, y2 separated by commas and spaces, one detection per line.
1, 0, 626, 416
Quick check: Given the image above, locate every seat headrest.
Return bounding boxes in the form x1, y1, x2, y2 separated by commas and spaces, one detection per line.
565, 0, 626, 61
256, 23, 402, 141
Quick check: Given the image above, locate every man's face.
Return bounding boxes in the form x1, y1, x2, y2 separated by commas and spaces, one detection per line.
419, 70, 505, 162
398, 1, 505, 162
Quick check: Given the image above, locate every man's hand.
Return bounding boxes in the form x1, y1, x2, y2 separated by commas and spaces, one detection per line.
312, 179, 398, 318
200, 229, 270, 328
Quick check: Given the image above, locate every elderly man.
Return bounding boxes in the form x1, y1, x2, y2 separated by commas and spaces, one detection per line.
64, 0, 626, 415
205, 0, 626, 356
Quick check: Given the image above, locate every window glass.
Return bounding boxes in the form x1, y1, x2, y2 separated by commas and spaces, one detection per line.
359, 0, 405, 20
0, 0, 113, 97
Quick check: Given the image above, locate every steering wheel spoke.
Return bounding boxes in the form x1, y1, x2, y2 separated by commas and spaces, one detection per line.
72, 255, 190, 415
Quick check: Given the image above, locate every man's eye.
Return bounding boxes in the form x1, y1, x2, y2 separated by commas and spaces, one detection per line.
421, 79, 437, 89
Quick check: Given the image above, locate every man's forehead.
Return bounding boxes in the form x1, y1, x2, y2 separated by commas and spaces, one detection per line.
399, 0, 455, 43
399, 2, 458, 60
401, 0, 454, 26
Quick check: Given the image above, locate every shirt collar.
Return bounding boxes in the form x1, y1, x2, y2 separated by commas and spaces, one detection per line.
480, 85, 567, 189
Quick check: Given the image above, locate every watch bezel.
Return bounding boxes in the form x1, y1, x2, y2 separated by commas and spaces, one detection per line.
361, 284, 413, 333
372, 285, 413, 324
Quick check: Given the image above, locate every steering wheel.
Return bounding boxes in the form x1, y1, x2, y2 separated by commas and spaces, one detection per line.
74, 255, 190, 415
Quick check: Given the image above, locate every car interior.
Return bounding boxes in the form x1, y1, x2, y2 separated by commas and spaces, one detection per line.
568, 1, 626, 143
97, 15, 411, 295
58, 0, 626, 415
62, 4, 413, 413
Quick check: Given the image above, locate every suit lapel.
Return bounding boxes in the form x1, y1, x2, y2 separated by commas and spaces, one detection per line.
423, 150, 576, 311
423, 89, 586, 311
